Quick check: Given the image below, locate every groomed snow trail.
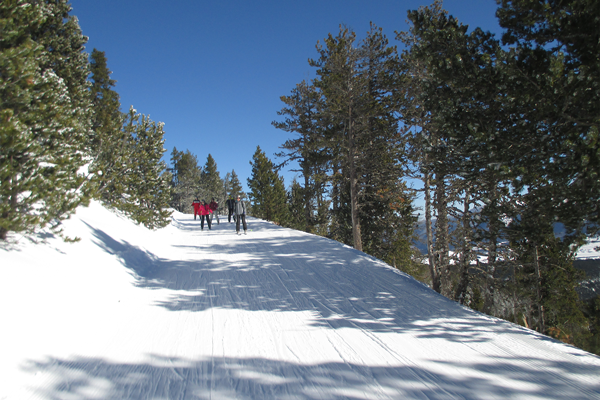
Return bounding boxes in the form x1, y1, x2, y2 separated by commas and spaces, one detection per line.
2, 202, 600, 399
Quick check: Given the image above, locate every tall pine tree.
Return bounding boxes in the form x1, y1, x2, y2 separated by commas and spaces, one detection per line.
200, 154, 222, 203
116, 106, 172, 229
0, 0, 92, 240
88, 48, 126, 202
247, 146, 289, 224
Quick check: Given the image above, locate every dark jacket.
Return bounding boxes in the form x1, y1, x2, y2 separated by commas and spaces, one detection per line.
235, 199, 245, 216
226, 198, 235, 211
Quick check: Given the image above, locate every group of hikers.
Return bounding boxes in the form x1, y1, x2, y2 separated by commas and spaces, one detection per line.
191, 194, 247, 235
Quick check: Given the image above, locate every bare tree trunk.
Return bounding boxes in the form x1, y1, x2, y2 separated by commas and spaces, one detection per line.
534, 245, 546, 333
454, 189, 471, 303
435, 172, 450, 297
348, 106, 362, 251
304, 171, 311, 232
424, 170, 438, 292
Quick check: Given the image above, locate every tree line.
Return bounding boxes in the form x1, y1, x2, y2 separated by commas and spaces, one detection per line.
1, 0, 172, 239
271, 0, 600, 353
169, 149, 245, 215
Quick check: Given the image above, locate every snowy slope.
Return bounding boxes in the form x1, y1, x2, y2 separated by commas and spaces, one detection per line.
2, 201, 600, 399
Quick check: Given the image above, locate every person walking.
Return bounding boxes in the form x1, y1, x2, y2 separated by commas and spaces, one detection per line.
192, 197, 201, 220
226, 195, 236, 223
235, 195, 247, 235
209, 198, 219, 225
200, 200, 212, 230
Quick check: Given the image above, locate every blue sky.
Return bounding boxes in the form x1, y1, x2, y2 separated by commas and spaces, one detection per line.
70, 0, 503, 203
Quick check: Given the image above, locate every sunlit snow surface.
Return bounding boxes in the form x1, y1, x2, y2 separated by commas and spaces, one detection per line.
2, 201, 600, 399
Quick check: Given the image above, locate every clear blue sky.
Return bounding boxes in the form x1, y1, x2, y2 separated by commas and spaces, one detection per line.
70, 0, 503, 201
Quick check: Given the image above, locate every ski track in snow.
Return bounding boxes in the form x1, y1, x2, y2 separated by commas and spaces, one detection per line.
2, 201, 600, 399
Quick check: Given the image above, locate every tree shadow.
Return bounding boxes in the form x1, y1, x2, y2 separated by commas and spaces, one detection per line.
23, 354, 600, 399
82, 219, 579, 348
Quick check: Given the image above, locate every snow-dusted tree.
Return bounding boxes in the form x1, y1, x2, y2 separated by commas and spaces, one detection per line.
0, 0, 93, 240
120, 107, 172, 228
88, 48, 126, 203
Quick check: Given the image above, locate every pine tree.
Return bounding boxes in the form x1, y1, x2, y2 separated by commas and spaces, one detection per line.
496, 0, 600, 235
170, 148, 201, 213
287, 178, 307, 231
397, 0, 507, 297
116, 106, 172, 228
310, 26, 366, 250
0, 0, 92, 240
200, 154, 222, 203
88, 48, 125, 202
273, 80, 328, 233
247, 146, 289, 224
227, 169, 244, 199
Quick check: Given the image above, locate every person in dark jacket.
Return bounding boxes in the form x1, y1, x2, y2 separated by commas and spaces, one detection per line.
235, 195, 247, 235
192, 198, 201, 220
226, 195, 236, 223
200, 200, 211, 230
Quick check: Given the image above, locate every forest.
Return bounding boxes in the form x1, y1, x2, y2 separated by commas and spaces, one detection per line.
1, 0, 599, 354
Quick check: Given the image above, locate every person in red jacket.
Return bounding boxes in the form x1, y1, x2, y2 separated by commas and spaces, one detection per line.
209, 198, 219, 225
191, 198, 201, 220
200, 200, 212, 230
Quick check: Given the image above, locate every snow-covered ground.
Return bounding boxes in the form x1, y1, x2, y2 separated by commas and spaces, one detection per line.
577, 237, 600, 260
2, 201, 600, 399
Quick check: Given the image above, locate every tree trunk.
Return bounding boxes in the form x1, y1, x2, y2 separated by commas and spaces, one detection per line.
348, 107, 362, 251
303, 171, 311, 232
435, 172, 450, 297
454, 190, 471, 303
424, 170, 439, 292
534, 245, 546, 333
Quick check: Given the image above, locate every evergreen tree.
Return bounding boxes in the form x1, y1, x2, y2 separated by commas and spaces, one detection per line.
170, 148, 201, 213
287, 178, 307, 231
273, 80, 328, 233
247, 146, 289, 224
228, 169, 244, 199
116, 106, 172, 228
88, 48, 125, 202
89, 49, 121, 149
0, 0, 92, 240
397, 0, 594, 344
200, 154, 222, 202
495, 0, 600, 236
310, 26, 366, 250
397, 0, 508, 298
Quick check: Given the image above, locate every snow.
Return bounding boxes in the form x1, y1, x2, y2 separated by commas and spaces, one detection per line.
577, 237, 600, 260
2, 201, 600, 399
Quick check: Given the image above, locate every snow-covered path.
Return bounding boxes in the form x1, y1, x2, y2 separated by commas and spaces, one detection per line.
2, 202, 600, 399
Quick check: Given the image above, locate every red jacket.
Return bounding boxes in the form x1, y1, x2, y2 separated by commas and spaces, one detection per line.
192, 200, 201, 214
200, 203, 211, 215
209, 201, 218, 212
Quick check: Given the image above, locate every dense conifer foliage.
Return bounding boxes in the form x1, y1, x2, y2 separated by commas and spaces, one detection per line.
201, 154, 223, 204
273, 0, 599, 353
393, 0, 599, 350
1, 1, 173, 237
247, 146, 289, 225
274, 24, 420, 276
0, 0, 92, 240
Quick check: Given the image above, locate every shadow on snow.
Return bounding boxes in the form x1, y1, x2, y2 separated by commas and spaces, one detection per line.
82, 216, 574, 348
24, 354, 600, 400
